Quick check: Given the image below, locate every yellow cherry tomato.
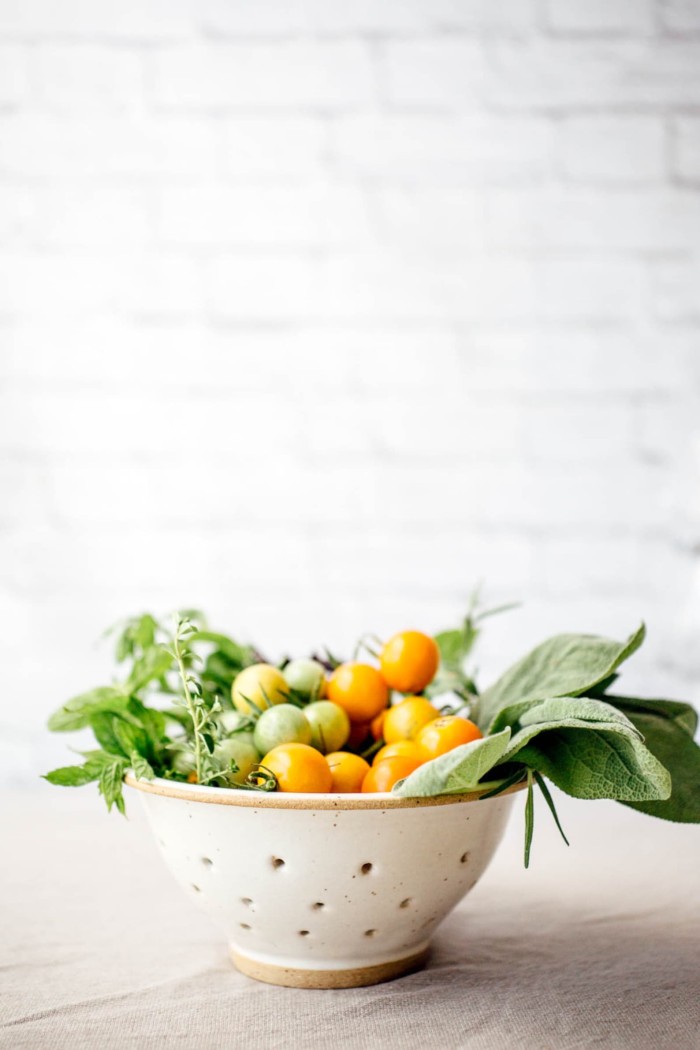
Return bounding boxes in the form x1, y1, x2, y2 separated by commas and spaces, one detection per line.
370, 708, 387, 741
232, 664, 289, 715
261, 743, 332, 793
326, 752, 371, 793
380, 630, 440, 693
372, 740, 425, 766
382, 696, 440, 743
327, 662, 389, 722
415, 715, 483, 761
361, 756, 422, 793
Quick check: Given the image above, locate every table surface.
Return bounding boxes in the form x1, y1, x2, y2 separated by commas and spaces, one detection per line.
2, 786, 699, 1050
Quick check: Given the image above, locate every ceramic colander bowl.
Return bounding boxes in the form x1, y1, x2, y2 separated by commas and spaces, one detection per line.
125, 776, 521, 989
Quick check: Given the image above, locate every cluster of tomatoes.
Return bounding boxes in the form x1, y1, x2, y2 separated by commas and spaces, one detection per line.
197, 629, 484, 795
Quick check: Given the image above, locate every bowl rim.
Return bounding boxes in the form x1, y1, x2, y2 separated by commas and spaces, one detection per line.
124, 773, 526, 810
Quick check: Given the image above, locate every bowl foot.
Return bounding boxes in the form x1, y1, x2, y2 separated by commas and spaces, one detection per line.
231, 946, 430, 989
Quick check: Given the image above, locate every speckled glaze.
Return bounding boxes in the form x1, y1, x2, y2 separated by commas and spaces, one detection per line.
126, 776, 519, 988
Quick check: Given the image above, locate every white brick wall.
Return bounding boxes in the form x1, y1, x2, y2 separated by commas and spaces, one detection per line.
1, 0, 699, 785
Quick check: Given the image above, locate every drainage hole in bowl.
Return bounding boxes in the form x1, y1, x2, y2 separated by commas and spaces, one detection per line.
360, 862, 373, 875
201, 857, 213, 867
460, 852, 470, 864
312, 902, 325, 911
298, 930, 310, 937
240, 923, 251, 931
364, 929, 377, 938
399, 898, 412, 909
271, 857, 285, 870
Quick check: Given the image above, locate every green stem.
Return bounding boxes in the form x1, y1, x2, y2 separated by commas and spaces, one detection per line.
172, 619, 203, 784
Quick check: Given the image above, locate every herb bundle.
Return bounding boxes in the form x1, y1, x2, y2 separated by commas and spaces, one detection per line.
45, 608, 700, 863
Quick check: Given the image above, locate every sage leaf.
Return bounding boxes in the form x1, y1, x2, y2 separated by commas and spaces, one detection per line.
514, 727, 671, 802
393, 729, 511, 797
496, 696, 643, 762
613, 706, 700, 823
478, 624, 646, 731
607, 695, 698, 738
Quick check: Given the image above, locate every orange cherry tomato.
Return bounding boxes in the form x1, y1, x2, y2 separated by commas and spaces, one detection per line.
372, 741, 425, 767
370, 709, 387, 741
362, 756, 422, 793
261, 743, 332, 793
415, 715, 483, 761
326, 751, 370, 793
380, 630, 440, 694
383, 696, 439, 743
347, 720, 372, 749
327, 662, 389, 722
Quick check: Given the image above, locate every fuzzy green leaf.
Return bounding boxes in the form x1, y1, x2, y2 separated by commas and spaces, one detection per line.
478, 624, 646, 731
607, 695, 698, 738
614, 707, 700, 822
514, 726, 671, 802
496, 696, 642, 761
393, 729, 511, 797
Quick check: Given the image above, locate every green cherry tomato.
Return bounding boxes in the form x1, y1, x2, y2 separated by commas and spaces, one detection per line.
304, 701, 351, 754
218, 709, 251, 734
282, 658, 326, 699
171, 746, 196, 776
253, 703, 312, 755
214, 734, 261, 786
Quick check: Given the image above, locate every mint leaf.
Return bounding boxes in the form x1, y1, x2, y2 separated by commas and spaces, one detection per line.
126, 646, 173, 693
112, 717, 149, 758
90, 712, 129, 756
393, 729, 511, 797
131, 752, 155, 781
478, 624, 646, 731
97, 756, 129, 814
434, 621, 478, 671
48, 686, 130, 732
43, 764, 99, 787
190, 630, 253, 667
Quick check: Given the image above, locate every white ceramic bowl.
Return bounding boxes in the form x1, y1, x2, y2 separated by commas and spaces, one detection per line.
126, 776, 520, 988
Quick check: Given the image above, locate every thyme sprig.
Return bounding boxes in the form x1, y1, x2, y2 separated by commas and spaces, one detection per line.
167, 615, 222, 786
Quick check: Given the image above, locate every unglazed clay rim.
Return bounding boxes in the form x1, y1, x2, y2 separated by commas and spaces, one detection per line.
124, 773, 526, 810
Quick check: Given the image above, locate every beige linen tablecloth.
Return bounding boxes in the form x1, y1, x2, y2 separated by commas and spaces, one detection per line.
2, 786, 699, 1050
